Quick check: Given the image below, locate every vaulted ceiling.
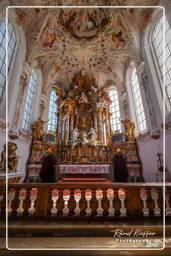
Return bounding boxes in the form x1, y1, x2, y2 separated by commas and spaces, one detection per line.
5, 0, 163, 92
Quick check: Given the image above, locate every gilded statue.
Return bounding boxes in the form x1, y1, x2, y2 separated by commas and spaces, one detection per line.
31, 119, 47, 141
121, 119, 135, 141
0, 142, 18, 173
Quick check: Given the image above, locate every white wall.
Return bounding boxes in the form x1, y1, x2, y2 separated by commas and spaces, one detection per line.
137, 131, 171, 182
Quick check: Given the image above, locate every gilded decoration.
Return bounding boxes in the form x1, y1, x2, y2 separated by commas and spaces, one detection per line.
121, 119, 135, 142
54, 70, 112, 147
0, 142, 18, 173
31, 119, 47, 141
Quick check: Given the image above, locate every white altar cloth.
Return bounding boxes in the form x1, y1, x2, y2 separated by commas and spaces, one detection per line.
59, 164, 110, 174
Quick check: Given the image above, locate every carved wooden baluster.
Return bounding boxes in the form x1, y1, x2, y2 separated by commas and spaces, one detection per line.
151, 188, 161, 216
17, 188, 27, 216
8, 188, 15, 216
28, 188, 38, 216
118, 188, 127, 216
51, 189, 59, 216
85, 189, 92, 216
63, 189, 70, 216
140, 188, 149, 216
96, 189, 103, 216
166, 188, 171, 216
74, 189, 81, 216
107, 188, 115, 216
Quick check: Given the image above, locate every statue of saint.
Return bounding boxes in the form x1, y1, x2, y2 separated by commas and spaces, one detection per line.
89, 127, 97, 141
31, 119, 47, 141
72, 128, 79, 147
0, 142, 19, 173
81, 131, 89, 145
121, 119, 135, 141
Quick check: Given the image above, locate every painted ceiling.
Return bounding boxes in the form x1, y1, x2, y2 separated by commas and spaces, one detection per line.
2, 0, 165, 92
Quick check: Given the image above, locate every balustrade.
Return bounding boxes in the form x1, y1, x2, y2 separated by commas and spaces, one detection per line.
0, 184, 170, 218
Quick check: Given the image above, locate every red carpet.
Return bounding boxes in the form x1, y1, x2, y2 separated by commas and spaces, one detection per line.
58, 177, 112, 183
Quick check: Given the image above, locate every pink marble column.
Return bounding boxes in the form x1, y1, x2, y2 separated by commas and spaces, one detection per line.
98, 113, 103, 144
94, 114, 98, 137
106, 118, 110, 145
69, 116, 74, 142
64, 115, 70, 145
57, 114, 62, 145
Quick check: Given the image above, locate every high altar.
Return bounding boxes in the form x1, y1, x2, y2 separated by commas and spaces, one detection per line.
26, 70, 144, 183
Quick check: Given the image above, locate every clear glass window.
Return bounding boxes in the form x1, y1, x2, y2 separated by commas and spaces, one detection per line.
47, 91, 58, 132
0, 19, 16, 99
109, 88, 121, 132
152, 16, 171, 104
131, 68, 147, 133
22, 69, 37, 131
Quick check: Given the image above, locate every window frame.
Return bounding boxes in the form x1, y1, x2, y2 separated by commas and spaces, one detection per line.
0, 19, 17, 100
21, 69, 37, 132
47, 90, 58, 133
130, 68, 147, 134
109, 87, 122, 132
150, 14, 171, 111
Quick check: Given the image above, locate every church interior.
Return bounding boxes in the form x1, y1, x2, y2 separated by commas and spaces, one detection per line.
0, 0, 171, 255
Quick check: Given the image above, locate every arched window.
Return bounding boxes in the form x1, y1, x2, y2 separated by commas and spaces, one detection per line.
131, 68, 147, 133
151, 16, 171, 104
47, 91, 58, 132
22, 69, 37, 131
0, 19, 16, 99
109, 88, 121, 132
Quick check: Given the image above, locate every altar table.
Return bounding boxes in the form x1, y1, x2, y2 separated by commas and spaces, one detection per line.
58, 164, 110, 175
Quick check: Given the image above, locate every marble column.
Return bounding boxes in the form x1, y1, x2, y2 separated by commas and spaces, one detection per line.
94, 114, 98, 137
64, 115, 70, 145
57, 114, 62, 145
98, 113, 103, 144
106, 118, 110, 145
70, 116, 74, 141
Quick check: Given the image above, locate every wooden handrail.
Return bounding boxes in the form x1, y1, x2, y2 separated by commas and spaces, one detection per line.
0, 183, 170, 218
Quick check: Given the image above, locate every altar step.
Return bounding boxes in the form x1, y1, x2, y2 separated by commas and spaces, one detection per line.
1, 217, 170, 237
1, 218, 171, 249
58, 177, 112, 183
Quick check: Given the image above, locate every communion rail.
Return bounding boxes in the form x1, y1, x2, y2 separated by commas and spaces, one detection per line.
0, 183, 171, 218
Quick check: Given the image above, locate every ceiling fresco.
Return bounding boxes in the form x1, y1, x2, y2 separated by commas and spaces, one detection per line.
2, 0, 164, 92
